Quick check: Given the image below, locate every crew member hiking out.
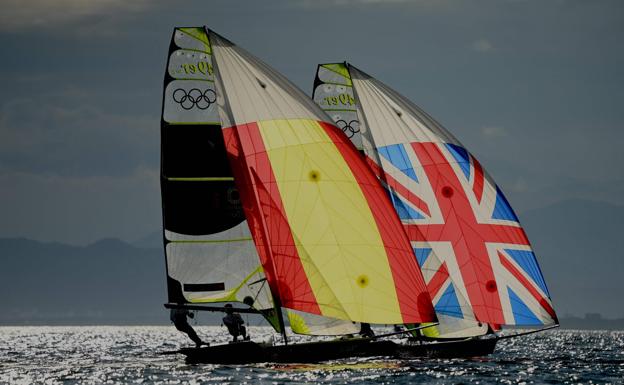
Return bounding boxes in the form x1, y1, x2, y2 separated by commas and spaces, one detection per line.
360, 323, 375, 338
222, 304, 249, 342
170, 308, 208, 347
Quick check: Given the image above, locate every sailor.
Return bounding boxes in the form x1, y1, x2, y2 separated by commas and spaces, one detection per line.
170, 308, 207, 347
359, 323, 375, 338
222, 304, 249, 342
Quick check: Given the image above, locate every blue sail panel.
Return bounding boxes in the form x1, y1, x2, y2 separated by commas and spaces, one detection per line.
492, 186, 519, 221
435, 284, 463, 318
378, 144, 419, 182
413, 247, 432, 267
508, 287, 543, 325
445, 143, 471, 180
389, 189, 424, 220
505, 249, 550, 296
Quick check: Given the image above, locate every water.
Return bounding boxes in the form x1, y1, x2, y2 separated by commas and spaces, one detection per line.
0, 326, 622, 384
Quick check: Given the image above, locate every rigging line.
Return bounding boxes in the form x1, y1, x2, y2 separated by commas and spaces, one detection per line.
164, 303, 260, 314
495, 324, 559, 340
251, 277, 267, 305
247, 168, 288, 344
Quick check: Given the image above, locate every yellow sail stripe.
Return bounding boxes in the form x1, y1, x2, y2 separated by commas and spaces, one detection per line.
257, 119, 403, 324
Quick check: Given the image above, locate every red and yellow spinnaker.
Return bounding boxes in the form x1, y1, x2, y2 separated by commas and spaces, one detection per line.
210, 30, 435, 324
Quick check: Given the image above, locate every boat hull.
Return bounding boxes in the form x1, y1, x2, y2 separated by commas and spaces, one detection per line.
181, 339, 395, 364
395, 337, 498, 359
178, 337, 497, 364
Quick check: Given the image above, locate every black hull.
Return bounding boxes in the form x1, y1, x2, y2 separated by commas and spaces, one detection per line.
180, 339, 396, 364
395, 337, 498, 359
178, 337, 497, 364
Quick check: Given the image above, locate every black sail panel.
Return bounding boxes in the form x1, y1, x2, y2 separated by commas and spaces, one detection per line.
159, 28, 277, 327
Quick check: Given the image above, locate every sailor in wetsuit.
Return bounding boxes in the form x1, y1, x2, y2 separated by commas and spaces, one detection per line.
359, 323, 375, 338
170, 308, 207, 347
222, 304, 249, 342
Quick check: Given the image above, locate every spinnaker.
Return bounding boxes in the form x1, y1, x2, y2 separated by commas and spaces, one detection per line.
312, 63, 558, 337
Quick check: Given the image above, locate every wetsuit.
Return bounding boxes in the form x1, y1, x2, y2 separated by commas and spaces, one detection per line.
170, 309, 203, 346
223, 312, 247, 342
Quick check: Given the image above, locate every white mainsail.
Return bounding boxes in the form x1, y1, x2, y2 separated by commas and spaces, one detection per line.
160, 28, 276, 325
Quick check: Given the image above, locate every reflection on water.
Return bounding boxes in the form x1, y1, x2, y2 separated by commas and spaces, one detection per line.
0, 326, 622, 384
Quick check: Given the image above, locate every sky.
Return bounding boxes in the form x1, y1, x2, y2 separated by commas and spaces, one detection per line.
0, 0, 622, 245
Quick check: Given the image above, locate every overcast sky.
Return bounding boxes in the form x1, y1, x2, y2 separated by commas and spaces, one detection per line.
0, 0, 622, 245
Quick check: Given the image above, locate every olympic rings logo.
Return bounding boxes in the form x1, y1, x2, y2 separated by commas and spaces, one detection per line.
172, 88, 216, 110
335, 119, 360, 138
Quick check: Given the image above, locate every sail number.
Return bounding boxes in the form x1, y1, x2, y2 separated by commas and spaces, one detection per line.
178, 61, 213, 77
322, 93, 355, 107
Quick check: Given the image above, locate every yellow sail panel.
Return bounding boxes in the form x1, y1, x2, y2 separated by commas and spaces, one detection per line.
259, 118, 403, 323
287, 309, 360, 336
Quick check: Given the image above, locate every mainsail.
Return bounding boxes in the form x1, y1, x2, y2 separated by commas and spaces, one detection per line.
208, 30, 436, 325
160, 27, 278, 327
313, 63, 557, 331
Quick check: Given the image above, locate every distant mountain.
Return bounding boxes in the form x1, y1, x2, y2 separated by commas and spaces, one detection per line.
1, 198, 622, 327
134, 198, 624, 323
519, 199, 624, 321
0, 237, 168, 325
132, 231, 163, 249
558, 313, 624, 331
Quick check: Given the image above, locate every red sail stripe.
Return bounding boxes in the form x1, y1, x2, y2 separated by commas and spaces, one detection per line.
409, 142, 506, 324
472, 156, 485, 204
320, 121, 436, 323
365, 156, 431, 217
426, 262, 450, 299
498, 251, 557, 320
223, 123, 320, 314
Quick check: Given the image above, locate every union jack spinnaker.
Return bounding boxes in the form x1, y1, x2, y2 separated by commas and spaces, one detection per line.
313, 63, 558, 337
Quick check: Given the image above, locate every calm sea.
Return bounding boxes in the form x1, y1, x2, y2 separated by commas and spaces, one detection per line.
0, 326, 622, 384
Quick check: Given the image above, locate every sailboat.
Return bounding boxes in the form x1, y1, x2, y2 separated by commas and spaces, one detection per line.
160, 27, 441, 364
312, 62, 559, 357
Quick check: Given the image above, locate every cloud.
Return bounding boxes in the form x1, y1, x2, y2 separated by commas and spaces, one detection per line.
0, 95, 158, 177
480, 126, 507, 138
0, 0, 150, 32
290, 0, 450, 9
470, 38, 494, 52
